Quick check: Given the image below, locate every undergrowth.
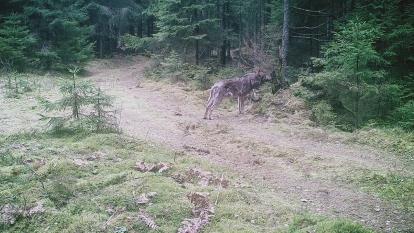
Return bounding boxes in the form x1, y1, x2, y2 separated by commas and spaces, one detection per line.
0, 132, 291, 232
345, 127, 414, 161
144, 52, 245, 91
347, 169, 414, 213
0, 132, 376, 232
286, 215, 373, 233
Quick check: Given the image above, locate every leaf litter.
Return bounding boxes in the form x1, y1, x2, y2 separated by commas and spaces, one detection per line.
172, 168, 229, 188
134, 161, 171, 173
178, 192, 215, 233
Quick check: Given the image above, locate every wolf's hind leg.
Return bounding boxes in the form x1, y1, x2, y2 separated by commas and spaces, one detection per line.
208, 92, 224, 120
204, 88, 216, 119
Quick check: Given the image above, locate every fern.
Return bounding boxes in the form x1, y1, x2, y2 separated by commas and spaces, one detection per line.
138, 209, 158, 230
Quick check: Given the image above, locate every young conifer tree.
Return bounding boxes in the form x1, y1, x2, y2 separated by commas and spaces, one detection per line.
0, 14, 36, 71
314, 19, 393, 129
40, 66, 117, 132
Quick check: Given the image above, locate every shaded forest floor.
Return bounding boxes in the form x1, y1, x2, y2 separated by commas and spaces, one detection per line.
1, 56, 413, 232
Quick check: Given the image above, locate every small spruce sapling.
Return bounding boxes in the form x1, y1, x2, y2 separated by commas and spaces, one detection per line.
40, 66, 118, 132
88, 87, 119, 132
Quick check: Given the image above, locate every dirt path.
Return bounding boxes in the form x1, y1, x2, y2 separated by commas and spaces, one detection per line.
88, 56, 412, 232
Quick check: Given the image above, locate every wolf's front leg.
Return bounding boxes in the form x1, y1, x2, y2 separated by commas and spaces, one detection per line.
238, 96, 245, 114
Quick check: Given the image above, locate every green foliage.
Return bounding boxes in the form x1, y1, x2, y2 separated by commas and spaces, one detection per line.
302, 18, 402, 130
86, 0, 145, 57
122, 34, 156, 53
352, 170, 414, 212
1, 72, 33, 98
391, 100, 414, 130
0, 132, 291, 232
24, 0, 94, 69
40, 67, 118, 132
287, 215, 373, 233
145, 51, 245, 90
153, 0, 220, 63
88, 87, 120, 132
346, 127, 414, 160
145, 51, 186, 82
355, 0, 414, 72
311, 101, 336, 126
0, 14, 36, 71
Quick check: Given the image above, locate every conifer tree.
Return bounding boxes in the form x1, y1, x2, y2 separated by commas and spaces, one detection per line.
40, 66, 117, 131
0, 14, 36, 71
24, 0, 94, 68
310, 19, 399, 128
153, 0, 219, 64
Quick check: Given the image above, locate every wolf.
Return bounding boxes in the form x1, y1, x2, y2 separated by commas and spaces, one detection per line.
203, 70, 271, 120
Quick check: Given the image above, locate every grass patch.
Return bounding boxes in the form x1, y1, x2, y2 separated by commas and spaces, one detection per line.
1, 131, 395, 232
345, 127, 414, 161
349, 170, 414, 212
0, 132, 296, 232
286, 214, 373, 233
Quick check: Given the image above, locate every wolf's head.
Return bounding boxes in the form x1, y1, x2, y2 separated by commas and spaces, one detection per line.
255, 69, 272, 82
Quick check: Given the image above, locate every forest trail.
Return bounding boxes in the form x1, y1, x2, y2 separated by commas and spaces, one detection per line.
88, 56, 412, 232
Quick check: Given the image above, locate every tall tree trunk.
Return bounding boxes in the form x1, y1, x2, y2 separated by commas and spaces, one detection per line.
196, 39, 199, 65
220, 0, 228, 66
281, 0, 290, 83
147, 16, 152, 37
239, 1, 243, 49
355, 54, 360, 128
194, 7, 200, 65
221, 42, 226, 65
99, 36, 103, 58
138, 14, 143, 38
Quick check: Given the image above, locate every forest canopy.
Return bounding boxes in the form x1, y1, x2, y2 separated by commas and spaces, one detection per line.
0, 0, 413, 130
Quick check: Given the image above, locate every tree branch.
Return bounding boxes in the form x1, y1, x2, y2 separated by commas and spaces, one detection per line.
291, 6, 328, 15
290, 35, 329, 42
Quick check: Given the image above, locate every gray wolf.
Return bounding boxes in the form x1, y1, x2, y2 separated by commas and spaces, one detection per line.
203, 70, 271, 120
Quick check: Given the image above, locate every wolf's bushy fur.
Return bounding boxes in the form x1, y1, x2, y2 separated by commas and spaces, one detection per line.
204, 70, 271, 120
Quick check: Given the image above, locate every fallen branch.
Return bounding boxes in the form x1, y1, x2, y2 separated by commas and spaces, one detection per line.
134, 161, 171, 173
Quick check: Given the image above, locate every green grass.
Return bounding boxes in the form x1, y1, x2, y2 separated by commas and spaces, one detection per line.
0, 132, 379, 232
286, 215, 373, 233
345, 127, 414, 161
0, 132, 295, 232
349, 170, 414, 213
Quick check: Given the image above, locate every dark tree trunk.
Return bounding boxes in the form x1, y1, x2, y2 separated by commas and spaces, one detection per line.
220, 0, 228, 65
194, 6, 200, 65
281, 0, 290, 83
226, 40, 231, 60
196, 39, 199, 65
99, 36, 103, 58
146, 16, 153, 37
355, 54, 360, 128
239, 1, 243, 49
138, 15, 143, 38
221, 42, 226, 65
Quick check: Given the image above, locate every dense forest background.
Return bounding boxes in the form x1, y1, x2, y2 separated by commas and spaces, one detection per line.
0, 0, 413, 131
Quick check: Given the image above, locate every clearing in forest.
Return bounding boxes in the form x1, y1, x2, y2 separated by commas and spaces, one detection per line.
88, 56, 414, 232
0, 56, 413, 232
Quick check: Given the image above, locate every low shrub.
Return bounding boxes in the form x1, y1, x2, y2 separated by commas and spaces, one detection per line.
311, 101, 336, 126
391, 100, 414, 130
